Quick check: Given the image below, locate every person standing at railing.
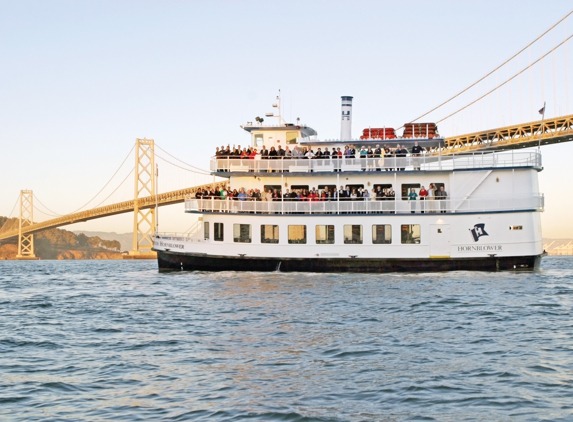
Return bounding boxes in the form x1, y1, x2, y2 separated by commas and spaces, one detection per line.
396, 144, 408, 170
261, 146, 269, 160
411, 142, 424, 170
366, 146, 374, 171
388, 187, 396, 213
384, 146, 393, 171
408, 188, 418, 213
436, 186, 448, 213
359, 146, 368, 171
419, 186, 428, 213
427, 183, 436, 213
292, 146, 301, 158
374, 145, 382, 171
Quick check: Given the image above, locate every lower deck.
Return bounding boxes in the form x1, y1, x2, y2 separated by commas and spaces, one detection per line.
154, 211, 543, 262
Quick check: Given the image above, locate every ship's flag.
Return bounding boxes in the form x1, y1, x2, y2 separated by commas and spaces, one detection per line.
538, 105, 545, 115
470, 223, 489, 242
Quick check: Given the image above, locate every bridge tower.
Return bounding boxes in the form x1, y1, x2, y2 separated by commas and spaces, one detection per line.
16, 190, 37, 260
129, 138, 157, 258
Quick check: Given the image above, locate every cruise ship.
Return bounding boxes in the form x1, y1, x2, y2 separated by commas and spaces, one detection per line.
153, 95, 544, 272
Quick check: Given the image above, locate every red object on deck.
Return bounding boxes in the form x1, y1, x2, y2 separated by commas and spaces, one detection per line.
402, 123, 438, 138
360, 128, 397, 140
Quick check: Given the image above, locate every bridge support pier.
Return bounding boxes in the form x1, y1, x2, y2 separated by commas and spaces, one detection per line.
16, 190, 38, 260
128, 138, 157, 259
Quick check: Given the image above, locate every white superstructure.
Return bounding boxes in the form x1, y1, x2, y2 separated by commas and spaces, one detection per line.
154, 96, 545, 272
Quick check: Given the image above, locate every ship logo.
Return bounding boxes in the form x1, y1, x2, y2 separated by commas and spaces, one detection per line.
470, 223, 489, 242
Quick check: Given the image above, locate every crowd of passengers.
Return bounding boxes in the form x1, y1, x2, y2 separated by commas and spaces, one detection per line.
195, 183, 448, 211
214, 143, 428, 161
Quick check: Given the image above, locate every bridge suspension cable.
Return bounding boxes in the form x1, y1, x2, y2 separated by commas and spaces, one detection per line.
155, 153, 211, 175
155, 144, 211, 174
0, 197, 20, 233
408, 9, 573, 125
33, 194, 64, 218
68, 144, 135, 214
89, 168, 134, 209
436, 32, 573, 124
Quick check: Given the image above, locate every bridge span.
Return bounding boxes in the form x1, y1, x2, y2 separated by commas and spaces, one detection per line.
2, 114, 573, 257
0, 184, 211, 243
444, 114, 573, 152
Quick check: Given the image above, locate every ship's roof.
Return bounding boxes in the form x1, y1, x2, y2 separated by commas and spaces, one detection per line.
241, 124, 317, 137
300, 138, 445, 148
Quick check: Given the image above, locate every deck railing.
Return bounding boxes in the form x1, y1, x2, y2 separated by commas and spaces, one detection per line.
184, 194, 544, 215
210, 151, 541, 173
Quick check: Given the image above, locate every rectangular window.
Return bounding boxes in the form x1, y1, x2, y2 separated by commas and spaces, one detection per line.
233, 224, 251, 243
291, 185, 309, 191
204, 222, 210, 240
264, 185, 282, 194
214, 223, 224, 241
288, 225, 307, 244
372, 225, 392, 244
286, 131, 298, 144
255, 134, 264, 147
344, 225, 363, 244
261, 225, 279, 243
401, 183, 421, 200
509, 226, 523, 230
316, 225, 335, 244
401, 224, 421, 244
373, 184, 392, 191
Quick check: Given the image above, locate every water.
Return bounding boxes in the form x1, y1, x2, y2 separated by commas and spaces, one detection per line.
1, 258, 573, 421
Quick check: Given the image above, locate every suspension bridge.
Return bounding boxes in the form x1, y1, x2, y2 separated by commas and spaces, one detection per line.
1, 10, 573, 259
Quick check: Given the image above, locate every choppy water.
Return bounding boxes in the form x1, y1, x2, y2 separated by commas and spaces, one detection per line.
1, 258, 573, 421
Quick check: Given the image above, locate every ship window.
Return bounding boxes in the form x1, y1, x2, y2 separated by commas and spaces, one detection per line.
263, 185, 282, 195
204, 222, 209, 240
288, 225, 307, 244
291, 185, 309, 191
401, 224, 421, 244
346, 184, 364, 192
214, 223, 224, 241
344, 225, 363, 244
372, 225, 392, 244
286, 131, 298, 144
318, 184, 336, 192
373, 184, 392, 191
233, 224, 251, 243
401, 184, 420, 200
255, 134, 264, 147
316, 225, 335, 244
261, 225, 279, 243
510, 226, 523, 230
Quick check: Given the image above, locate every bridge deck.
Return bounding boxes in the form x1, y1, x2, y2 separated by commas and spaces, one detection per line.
444, 114, 573, 152
2, 115, 573, 242
0, 185, 212, 241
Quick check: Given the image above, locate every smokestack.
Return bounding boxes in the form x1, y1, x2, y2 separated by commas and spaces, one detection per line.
340, 96, 353, 140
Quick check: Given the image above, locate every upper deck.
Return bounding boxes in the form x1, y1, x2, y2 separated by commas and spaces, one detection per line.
210, 150, 542, 175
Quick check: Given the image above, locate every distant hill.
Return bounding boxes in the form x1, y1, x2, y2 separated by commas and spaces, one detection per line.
72, 231, 133, 252
0, 217, 124, 260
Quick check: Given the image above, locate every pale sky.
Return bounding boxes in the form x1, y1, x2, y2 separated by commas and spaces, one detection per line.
1, 0, 572, 238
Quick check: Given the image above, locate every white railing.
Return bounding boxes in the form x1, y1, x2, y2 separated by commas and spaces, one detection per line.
184, 194, 544, 215
210, 151, 541, 173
